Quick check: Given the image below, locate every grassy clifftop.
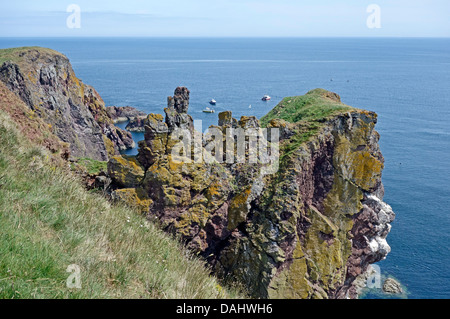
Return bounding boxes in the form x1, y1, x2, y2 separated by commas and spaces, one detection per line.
261, 88, 354, 126
0, 46, 67, 65
0, 110, 242, 299
261, 89, 358, 161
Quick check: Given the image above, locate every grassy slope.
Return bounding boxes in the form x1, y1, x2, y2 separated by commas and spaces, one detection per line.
0, 111, 242, 299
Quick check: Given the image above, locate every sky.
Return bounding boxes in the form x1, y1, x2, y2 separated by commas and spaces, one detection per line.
0, 0, 449, 37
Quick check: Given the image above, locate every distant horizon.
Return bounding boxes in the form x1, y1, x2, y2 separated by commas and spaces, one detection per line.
1, 36, 449, 39
1, 1, 449, 38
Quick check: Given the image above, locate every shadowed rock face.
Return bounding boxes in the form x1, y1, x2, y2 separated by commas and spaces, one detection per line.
0, 80, 70, 163
108, 87, 395, 299
171, 86, 190, 113
0, 47, 134, 161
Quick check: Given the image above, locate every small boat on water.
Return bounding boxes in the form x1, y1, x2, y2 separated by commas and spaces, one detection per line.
262, 95, 271, 101
203, 107, 215, 113
209, 99, 217, 105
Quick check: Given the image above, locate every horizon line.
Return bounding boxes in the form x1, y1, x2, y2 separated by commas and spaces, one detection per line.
1, 35, 450, 39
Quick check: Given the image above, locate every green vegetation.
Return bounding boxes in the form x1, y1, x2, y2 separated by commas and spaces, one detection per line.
260, 88, 352, 126
0, 46, 64, 65
76, 157, 108, 175
0, 111, 243, 299
281, 123, 321, 160
261, 89, 355, 162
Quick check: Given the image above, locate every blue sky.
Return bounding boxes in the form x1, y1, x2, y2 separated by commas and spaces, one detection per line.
1, 0, 449, 37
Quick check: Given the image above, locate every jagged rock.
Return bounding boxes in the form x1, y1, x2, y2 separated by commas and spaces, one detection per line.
101, 122, 135, 151
106, 105, 146, 123
164, 87, 194, 132
218, 111, 232, 126
172, 86, 190, 113
125, 116, 146, 132
218, 111, 238, 128
165, 106, 193, 132
137, 113, 169, 169
383, 278, 403, 294
0, 47, 134, 160
108, 155, 145, 188
111, 188, 153, 214
0, 80, 69, 163
239, 116, 260, 129
2, 48, 397, 299
267, 118, 294, 140
107, 87, 395, 299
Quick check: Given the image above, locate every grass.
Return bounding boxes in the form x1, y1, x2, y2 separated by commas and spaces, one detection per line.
76, 158, 108, 175
260, 88, 355, 162
0, 111, 243, 299
0, 47, 65, 65
260, 88, 352, 127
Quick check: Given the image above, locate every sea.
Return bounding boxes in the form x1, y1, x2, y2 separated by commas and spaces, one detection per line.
1, 37, 449, 299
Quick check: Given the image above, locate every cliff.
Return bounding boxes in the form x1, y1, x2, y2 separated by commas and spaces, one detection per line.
108, 87, 395, 299
0, 80, 69, 163
0, 47, 134, 161
0, 46, 395, 299
0, 108, 242, 299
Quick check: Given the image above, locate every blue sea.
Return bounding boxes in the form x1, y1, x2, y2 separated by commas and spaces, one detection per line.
1, 37, 449, 299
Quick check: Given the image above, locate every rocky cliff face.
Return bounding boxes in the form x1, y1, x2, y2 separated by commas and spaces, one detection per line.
108, 87, 395, 299
0, 80, 69, 163
0, 47, 134, 161
0, 46, 395, 299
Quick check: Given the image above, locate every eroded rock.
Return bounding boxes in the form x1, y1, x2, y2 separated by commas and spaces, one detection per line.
383, 278, 403, 294
107, 87, 396, 299
106, 105, 146, 123
0, 47, 134, 160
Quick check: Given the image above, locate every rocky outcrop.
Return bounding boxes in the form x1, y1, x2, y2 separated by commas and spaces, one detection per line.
107, 87, 395, 299
0, 80, 69, 163
383, 278, 403, 294
0, 47, 134, 161
0, 47, 396, 299
125, 116, 146, 132
106, 105, 146, 123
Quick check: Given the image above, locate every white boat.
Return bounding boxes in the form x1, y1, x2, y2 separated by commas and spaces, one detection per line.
203, 107, 215, 113
209, 99, 217, 105
262, 95, 271, 101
